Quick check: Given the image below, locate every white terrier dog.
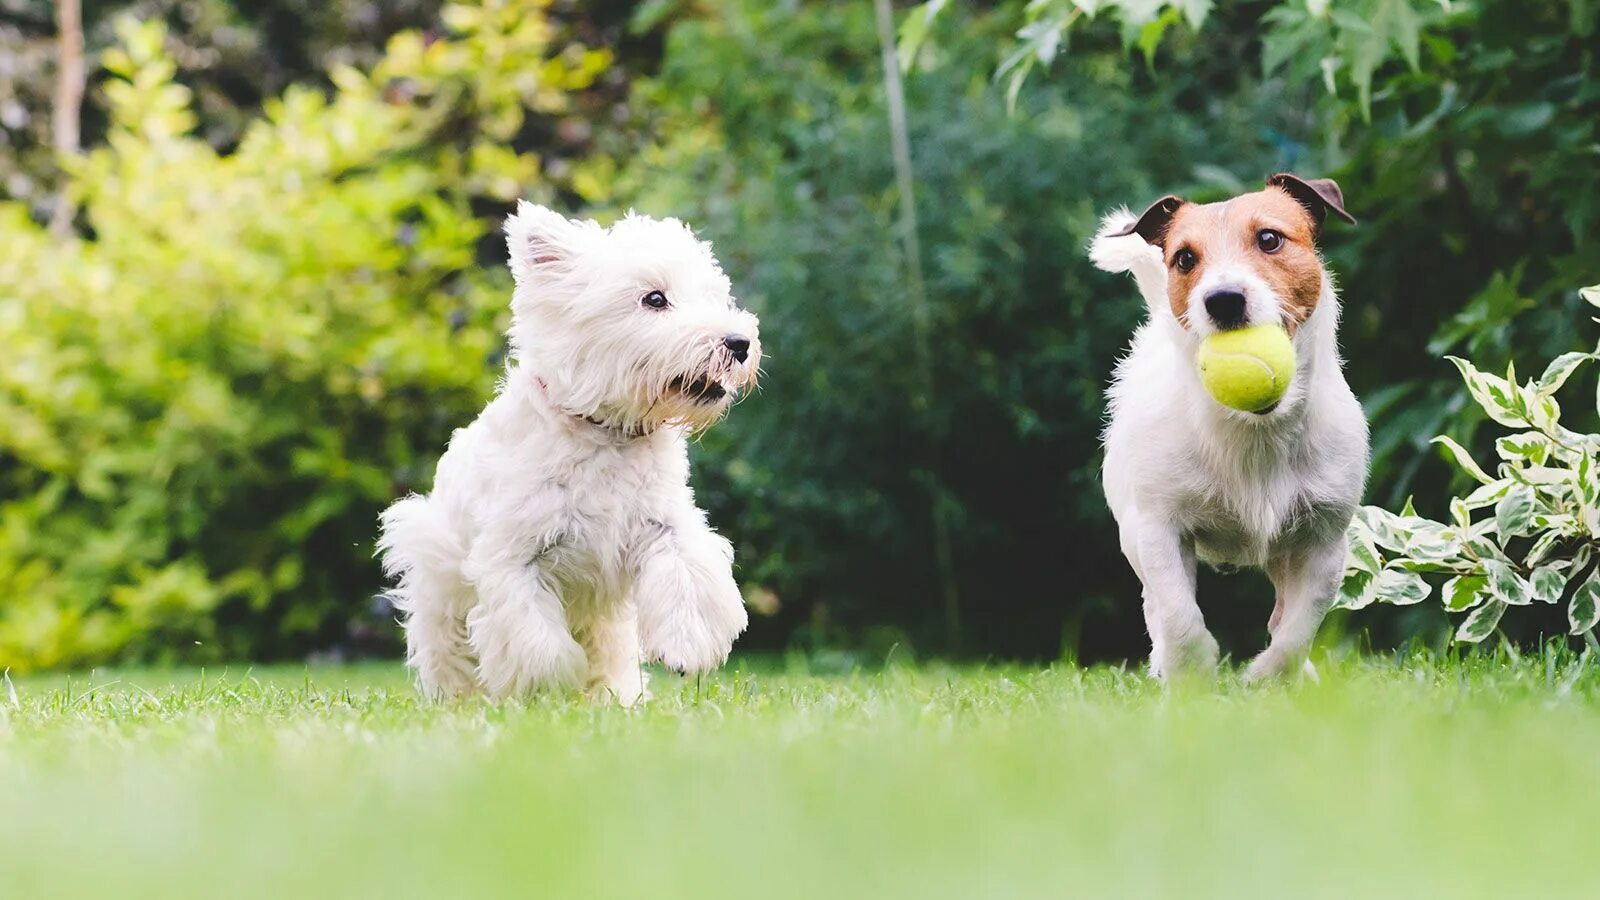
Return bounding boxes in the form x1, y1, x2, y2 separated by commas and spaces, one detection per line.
378, 203, 761, 704
1091, 174, 1368, 683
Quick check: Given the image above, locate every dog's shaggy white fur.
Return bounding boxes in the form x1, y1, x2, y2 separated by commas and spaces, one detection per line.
378, 203, 761, 704
1092, 178, 1369, 683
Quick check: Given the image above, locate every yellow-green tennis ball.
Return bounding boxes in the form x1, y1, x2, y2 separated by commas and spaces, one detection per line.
1197, 324, 1296, 412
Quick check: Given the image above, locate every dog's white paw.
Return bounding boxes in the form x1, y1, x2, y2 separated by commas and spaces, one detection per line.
1242, 649, 1317, 685
1151, 630, 1221, 682
639, 585, 748, 674
472, 624, 589, 698
414, 660, 480, 701
587, 675, 651, 708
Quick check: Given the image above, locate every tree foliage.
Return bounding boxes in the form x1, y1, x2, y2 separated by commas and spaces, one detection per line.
609, 0, 1296, 659
2, 0, 1596, 669
0, 7, 609, 670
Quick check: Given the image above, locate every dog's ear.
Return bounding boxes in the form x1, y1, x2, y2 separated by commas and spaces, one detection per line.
505, 201, 587, 284
1267, 173, 1356, 232
1109, 195, 1186, 247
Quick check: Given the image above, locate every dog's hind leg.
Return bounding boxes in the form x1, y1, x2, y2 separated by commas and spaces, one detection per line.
379, 495, 477, 698
1248, 540, 1344, 683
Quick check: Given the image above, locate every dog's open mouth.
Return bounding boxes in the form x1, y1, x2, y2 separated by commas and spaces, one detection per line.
669, 375, 728, 403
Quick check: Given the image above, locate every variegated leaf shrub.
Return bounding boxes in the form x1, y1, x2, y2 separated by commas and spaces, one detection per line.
1338, 284, 1600, 646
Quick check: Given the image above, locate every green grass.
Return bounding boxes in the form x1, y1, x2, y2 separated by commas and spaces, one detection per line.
3, 652, 1599, 899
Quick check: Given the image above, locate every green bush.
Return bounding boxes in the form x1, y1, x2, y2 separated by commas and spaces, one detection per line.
1339, 283, 1600, 647
0, 12, 608, 670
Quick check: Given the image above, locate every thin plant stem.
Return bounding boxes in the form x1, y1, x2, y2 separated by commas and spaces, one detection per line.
873, 0, 961, 651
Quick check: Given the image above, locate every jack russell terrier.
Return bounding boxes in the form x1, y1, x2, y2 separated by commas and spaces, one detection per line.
1091, 174, 1368, 682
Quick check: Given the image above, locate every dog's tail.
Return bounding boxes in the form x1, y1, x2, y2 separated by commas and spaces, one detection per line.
1090, 209, 1167, 309
376, 493, 464, 615
377, 493, 480, 697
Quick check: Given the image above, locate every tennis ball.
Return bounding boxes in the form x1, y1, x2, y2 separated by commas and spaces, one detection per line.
1196, 324, 1296, 412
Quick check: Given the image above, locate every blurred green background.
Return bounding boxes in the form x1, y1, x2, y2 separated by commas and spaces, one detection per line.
0, 0, 1595, 672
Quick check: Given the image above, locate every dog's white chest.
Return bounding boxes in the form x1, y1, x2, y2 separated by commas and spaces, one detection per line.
1179, 468, 1303, 566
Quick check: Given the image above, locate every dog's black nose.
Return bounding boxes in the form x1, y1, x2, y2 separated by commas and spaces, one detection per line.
1204, 289, 1248, 329
723, 335, 751, 363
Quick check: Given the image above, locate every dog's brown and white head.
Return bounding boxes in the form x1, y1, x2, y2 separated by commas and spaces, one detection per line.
1110, 174, 1354, 337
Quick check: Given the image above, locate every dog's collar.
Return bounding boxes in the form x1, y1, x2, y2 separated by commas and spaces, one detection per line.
533, 376, 654, 441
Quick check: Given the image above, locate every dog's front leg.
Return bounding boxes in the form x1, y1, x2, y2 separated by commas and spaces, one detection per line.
1247, 539, 1344, 683
633, 519, 748, 675
462, 522, 588, 698
1130, 517, 1218, 680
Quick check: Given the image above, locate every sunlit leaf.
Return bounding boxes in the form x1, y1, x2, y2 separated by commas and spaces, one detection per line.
1538, 352, 1591, 396
1447, 356, 1526, 427
1432, 435, 1495, 485
1496, 432, 1551, 465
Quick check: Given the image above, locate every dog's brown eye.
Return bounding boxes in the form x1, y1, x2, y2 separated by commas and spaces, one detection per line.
1173, 248, 1197, 273
641, 290, 669, 310
1256, 229, 1284, 253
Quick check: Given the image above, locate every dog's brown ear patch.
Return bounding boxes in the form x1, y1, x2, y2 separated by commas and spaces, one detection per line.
1266, 173, 1356, 231
1111, 195, 1186, 246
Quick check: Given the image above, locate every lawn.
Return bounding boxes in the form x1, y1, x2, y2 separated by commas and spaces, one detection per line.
2, 653, 1598, 899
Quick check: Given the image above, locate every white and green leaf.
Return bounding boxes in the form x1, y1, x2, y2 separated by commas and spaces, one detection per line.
1400, 519, 1461, 561
1494, 483, 1536, 539
1537, 351, 1591, 396
1496, 432, 1551, 465
1463, 479, 1512, 509
1512, 465, 1571, 486
1455, 599, 1507, 644
1447, 356, 1525, 427
1345, 520, 1384, 575
1574, 453, 1600, 536
1523, 530, 1562, 568
1432, 435, 1496, 485
1530, 565, 1567, 605
1524, 391, 1561, 433
1483, 559, 1531, 606
1335, 568, 1377, 611
1355, 506, 1410, 551
1570, 570, 1600, 635
1442, 574, 1488, 612
1374, 568, 1431, 606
